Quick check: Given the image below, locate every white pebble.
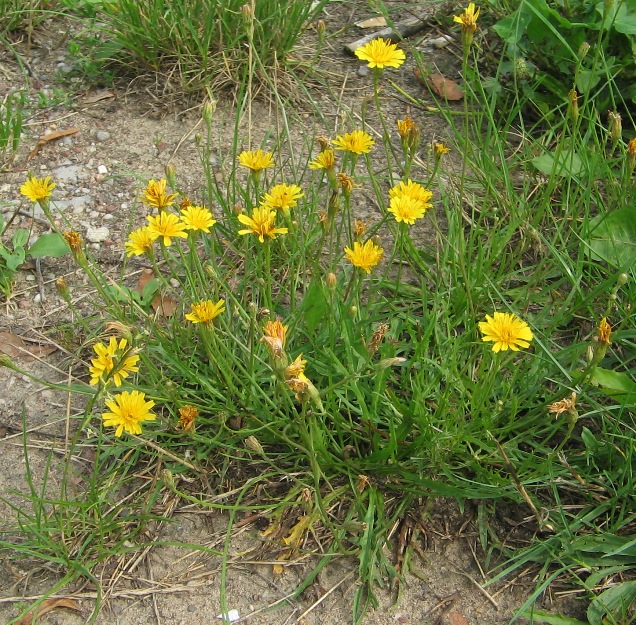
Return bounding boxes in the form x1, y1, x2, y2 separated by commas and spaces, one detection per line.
97, 164, 108, 174
103, 214, 114, 220
86, 225, 110, 242
34, 293, 42, 303
25, 274, 36, 281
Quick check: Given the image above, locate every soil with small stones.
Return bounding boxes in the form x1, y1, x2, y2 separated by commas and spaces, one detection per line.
0, 2, 585, 624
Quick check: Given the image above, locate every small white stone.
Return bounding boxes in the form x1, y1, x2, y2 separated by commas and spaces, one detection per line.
103, 213, 114, 220
90, 242, 100, 250
25, 274, 36, 281
86, 225, 110, 242
89, 210, 100, 218
40, 164, 48, 170
170, 278, 180, 288
34, 293, 42, 304
120, 202, 128, 210
97, 164, 108, 174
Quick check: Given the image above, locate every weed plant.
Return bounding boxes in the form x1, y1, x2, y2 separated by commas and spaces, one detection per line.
1, 2, 636, 625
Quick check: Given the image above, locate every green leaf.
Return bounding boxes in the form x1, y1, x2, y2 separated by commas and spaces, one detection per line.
301, 276, 329, 334
597, 1, 636, 35
5, 248, 25, 271
518, 609, 587, 625
587, 206, 636, 269
588, 367, 636, 400
531, 150, 584, 177
28, 233, 70, 259
12, 228, 29, 250
588, 581, 636, 625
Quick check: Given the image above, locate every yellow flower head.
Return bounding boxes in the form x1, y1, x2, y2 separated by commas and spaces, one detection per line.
388, 195, 430, 225
285, 354, 309, 383
185, 299, 226, 325
146, 212, 188, 246
125, 226, 158, 257
178, 405, 198, 431
389, 180, 434, 206
548, 392, 577, 418
262, 183, 304, 212
396, 117, 417, 139
354, 219, 367, 239
142, 179, 178, 209
628, 138, 636, 157
597, 317, 612, 345
261, 319, 288, 357
20, 176, 56, 202
344, 240, 384, 274
237, 206, 288, 243
102, 390, 156, 437
434, 142, 451, 156
89, 337, 140, 387
355, 37, 406, 69
454, 2, 480, 33
333, 130, 375, 155
479, 311, 534, 352
63, 230, 83, 253
337, 173, 356, 193
180, 205, 217, 233
309, 149, 336, 170
238, 149, 275, 172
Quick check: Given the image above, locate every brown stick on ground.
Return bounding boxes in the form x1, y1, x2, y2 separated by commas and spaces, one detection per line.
344, 17, 427, 55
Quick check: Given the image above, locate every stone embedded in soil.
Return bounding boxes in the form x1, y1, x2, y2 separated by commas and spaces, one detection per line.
86, 225, 110, 242
96, 130, 111, 141
52, 164, 85, 183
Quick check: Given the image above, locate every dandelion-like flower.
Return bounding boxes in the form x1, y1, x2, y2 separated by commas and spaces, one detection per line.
285, 354, 309, 383
389, 180, 433, 205
337, 173, 356, 194
238, 149, 275, 172
354, 219, 367, 239
397, 117, 417, 139
102, 390, 156, 437
333, 130, 375, 155
261, 320, 288, 358
309, 150, 336, 170
262, 184, 304, 213
344, 240, 384, 274
178, 405, 198, 431
89, 337, 140, 387
479, 312, 534, 352
146, 212, 188, 246
237, 206, 288, 243
141, 179, 178, 209
388, 195, 430, 225
434, 142, 451, 156
63, 230, 83, 254
20, 176, 56, 203
597, 317, 612, 345
125, 226, 158, 257
181, 205, 217, 233
355, 38, 406, 69
185, 299, 226, 325
548, 392, 577, 418
454, 2, 480, 33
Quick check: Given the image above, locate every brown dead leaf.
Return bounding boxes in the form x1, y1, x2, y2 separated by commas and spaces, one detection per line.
28, 128, 80, 159
83, 90, 115, 104
414, 69, 464, 101
16, 598, 82, 625
0, 331, 57, 361
355, 16, 387, 28
135, 267, 156, 295
151, 294, 178, 317
449, 610, 470, 625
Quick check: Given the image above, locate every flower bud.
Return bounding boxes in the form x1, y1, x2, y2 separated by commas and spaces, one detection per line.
326, 272, 337, 289
164, 164, 177, 189
568, 89, 579, 124
55, 277, 69, 300
618, 273, 629, 286
578, 41, 590, 60
202, 100, 217, 124
245, 435, 265, 457
608, 111, 622, 147
241, 3, 253, 21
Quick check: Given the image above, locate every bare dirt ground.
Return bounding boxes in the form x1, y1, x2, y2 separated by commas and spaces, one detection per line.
0, 1, 587, 623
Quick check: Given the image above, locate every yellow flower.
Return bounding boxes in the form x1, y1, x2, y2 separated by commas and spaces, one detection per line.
337, 173, 356, 193
309, 150, 336, 170
597, 317, 612, 345
388, 195, 430, 225
185, 299, 226, 325
180, 205, 217, 233
125, 226, 158, 257
479, 312, 534, 352
178, 405, 198, 431
102, 390, 156, 437
355, 37, 406, 69
89, 337, 140, 387
262, 183, 304, 212
396, 117, 416, 139
141, 179, 178, 209
238, 149, 275, 172
284, 354, 309, 383
389, 180, 433, 205
548, 392, 577, 418
261, 320, 288, 357
332, 130, 375, 155
20, 176, 56, 202
354, 219, 367, 239
454, 2, 480, 33
628, 138, 636, 157
344, 240, 384, 274
434, 142, 451, 156
237, 206, 288, 243
63, 230, 83, 253
146, 212, 188, 246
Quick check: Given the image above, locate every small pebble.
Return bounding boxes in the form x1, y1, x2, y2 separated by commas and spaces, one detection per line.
86, 225, 110, 242
170, 278, 180, 288
25, 274, 36, 282
40, 164, 48, 170
89, 210, 100, 218
34, 293, 42, 304
358, 66, 370, 77
103, 214, 114, 220
96, 130, 110, 141
97, 164, 108, 174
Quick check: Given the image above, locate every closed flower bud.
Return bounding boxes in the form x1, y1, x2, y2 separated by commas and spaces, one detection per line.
245, 435, 265, 456
578, 41, 590, 60
608, 111, 622, 146
164, 164, 177, 189
326, 272, 337, 289
202, 100, 217, 123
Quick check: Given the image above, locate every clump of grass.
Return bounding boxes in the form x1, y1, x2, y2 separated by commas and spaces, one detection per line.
2, 2, 636, 624
0, 0, 55, 33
